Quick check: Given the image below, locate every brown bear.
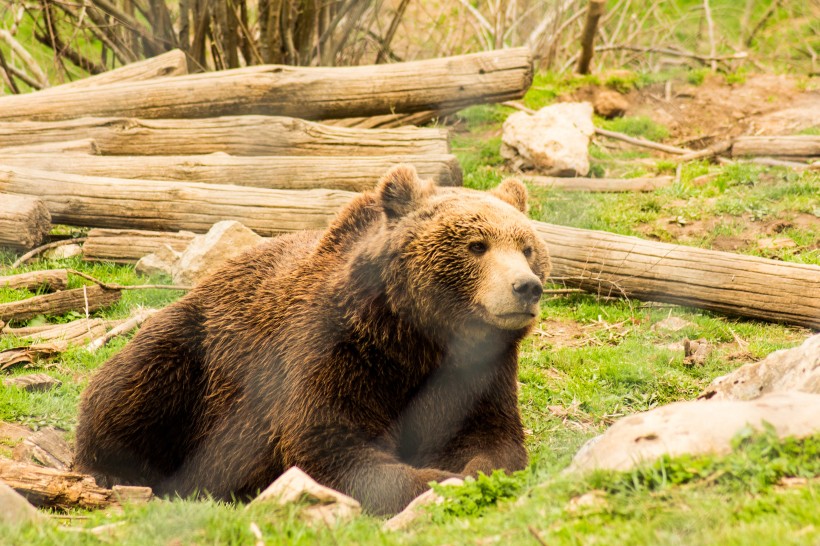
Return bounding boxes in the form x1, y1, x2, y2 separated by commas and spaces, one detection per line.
74, 165, 551, 516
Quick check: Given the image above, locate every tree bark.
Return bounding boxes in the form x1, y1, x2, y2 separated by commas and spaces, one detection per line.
0, 166, 358, 237
0, 138, 99, 154
0, 269, 69, 292
37, 49, 188, 93
0, 153, 462, 191
576, 0, 606, 74
0, 116, 450, 156
0, 48, 533, 121
0, 285, 121, 323
535, 221, 820, 329
527, 176, 673, 192
83, 228, 197, 264
732, 136, 820, 158
0, 194, 51, 251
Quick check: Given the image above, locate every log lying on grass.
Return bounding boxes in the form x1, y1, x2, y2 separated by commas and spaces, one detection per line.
0, 459, 152, 511
0, 116, 450, 156
0, 285, 121, 323
0, 48, 532, 121
0, 166, 358, 236
0, 153, 463, 190
535, 221, 820, 329
527, 175, 673, 192
0, 269, 68, 292
83, 228, 197, 264
732, 136, 820, 158
0, 194, 51, 251
38, 49, 187, 93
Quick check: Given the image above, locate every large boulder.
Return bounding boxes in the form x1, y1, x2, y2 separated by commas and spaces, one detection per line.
568, 391, 820, 473
700, 334, 820, 401
501, 102, 594, 176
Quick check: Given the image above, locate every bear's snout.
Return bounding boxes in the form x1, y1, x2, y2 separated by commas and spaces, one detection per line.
478, 250, 544, 330
512, 276, 544, 306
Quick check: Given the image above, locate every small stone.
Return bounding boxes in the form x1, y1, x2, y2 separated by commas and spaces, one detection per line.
43, 243, 83, 260
593, 89, 629, 118
683, 338, 711, 366
0, 482, 43, 526
135, 244, 180, 278
3, 373, 61, 392
383, 478, 464, 531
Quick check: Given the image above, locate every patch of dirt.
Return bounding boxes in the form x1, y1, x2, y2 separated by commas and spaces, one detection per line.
531, 318, 589, 349
626, 74, 820, 145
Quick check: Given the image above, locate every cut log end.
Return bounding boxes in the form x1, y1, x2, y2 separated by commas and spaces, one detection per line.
0, 193, 51, 251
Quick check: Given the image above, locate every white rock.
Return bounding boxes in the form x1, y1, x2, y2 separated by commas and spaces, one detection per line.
701, 333, 820, 400
172, 221, 263, 285
135, 244, 180, 279
0, 482, 42, 526
382, 478, 464, 531
501, 102, 595, 176
251, 467, 361, 526
567, 391, 820, 473
43, 243, 83, 260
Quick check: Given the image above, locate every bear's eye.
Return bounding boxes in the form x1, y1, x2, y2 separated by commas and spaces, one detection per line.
523, 247, 533, 258
468, 242, 488, 255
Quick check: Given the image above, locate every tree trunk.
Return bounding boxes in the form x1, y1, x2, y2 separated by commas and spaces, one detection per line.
82, 228, 198, 264
576, 0, 606, 74
535, 221, 820, 329
0, 48, 533, 121
0, 153, 462, 191
0, 166, 358, 237
0, 116, 450, 156
526, 176, 673, 192
732, 136, 820, 158
0, 194, 51, 251
0, 285, 121, 323
0, 269, 69, 292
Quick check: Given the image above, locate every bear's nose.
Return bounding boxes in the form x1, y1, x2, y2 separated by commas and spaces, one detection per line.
512, 278, 543, 304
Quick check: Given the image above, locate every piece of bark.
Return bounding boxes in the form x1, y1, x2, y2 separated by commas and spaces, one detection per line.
39, 49, 187, 93
0, 458, 142, 511
0, 422, 32, 444
13, 427, 72, 470
0, 138, 99, 154
0, 116, 450, 157
0, 285, 121, 323
535, 221, 820, 329
0, 166, 358, 237
0, 347, 58, 372
0, 193, 51, 251
527, 176, 673, 192
0, 269, 69, 292
0, 48, 533, 122
83, 228, 197, 264
732, 136, 820, 158
2, 153, 463, 191
3, 373, 62, 392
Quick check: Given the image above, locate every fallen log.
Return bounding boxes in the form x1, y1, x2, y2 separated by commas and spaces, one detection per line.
0, 269, 69, 292
0, 194, 51, 251
527, 175, 673, 192
535, 222, 820, 329
39, 49, 187, 93
0, 285, 121, 323
0, 166, 357, 236
0, 459, 151, 511
0, 153, 463, 190
83, 228, 197, 264
732, 136, 820, 158
0, 138, 99, 155
0, 48, 532, 121
0, 116, 450, 156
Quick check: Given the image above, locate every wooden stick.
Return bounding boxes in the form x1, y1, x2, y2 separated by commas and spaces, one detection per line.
0, 269, 68, 292
66, 269, 191, 291
10, 239, 87, 269
703, 0, 717, 72
0, 116, 450, 157
594, 127, 693, 155
0, 285, 121, 323
0, 29, 48, 88
0, 194, 51, 252
0, 153, 463, 191
0, 166, 358, 237
593, 44, 748, 65
674, 140, 733, 163
526, 175, 673, 192
82, 228, 197, 264
577, 0, 606, 74
0, 138, 99, 154
85, 308, 157, 352
535, 221, 820, 329
0, 48, 533, 122
732, 136, 820, 158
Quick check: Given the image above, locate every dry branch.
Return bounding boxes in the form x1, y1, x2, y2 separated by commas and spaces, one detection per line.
732, 136, 820, 158
0, 116, 450, 157
0, 153, 462, 191
0, 459, 151, 511
0, 48, 533, 122
535, 221, 820, 329
527, 176, 673, 192
0, 194, 51, 252
594, 127, 692, 155
10, 239, 88, 269
85, 308, 157, 352
83, 228, 197, 264
0, 166, 357, 237
0, 285, 121, 324
0, 270, 69, 292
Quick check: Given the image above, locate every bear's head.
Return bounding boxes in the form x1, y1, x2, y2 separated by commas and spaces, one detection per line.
371, 165, 551, 339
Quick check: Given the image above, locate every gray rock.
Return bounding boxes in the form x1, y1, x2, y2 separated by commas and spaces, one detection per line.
0, 482, 42, 526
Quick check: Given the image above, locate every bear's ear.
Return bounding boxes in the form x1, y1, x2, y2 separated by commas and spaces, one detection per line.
490, 178, 529, 213
376, 164, 434, 220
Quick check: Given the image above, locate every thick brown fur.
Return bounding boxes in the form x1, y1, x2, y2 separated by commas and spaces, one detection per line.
74, 166, 551, 516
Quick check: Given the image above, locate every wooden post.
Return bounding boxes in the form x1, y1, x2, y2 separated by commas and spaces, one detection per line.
576, 0, 607, 74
